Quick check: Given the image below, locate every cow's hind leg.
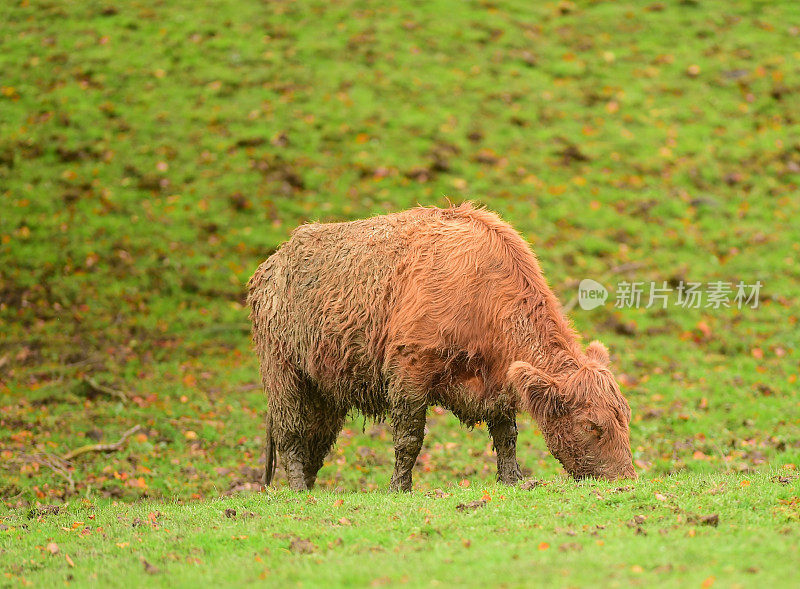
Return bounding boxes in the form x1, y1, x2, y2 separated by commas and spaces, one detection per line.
488, 414, 523, 485
263, 361, 311, 491
273, 416, 309, 491
389, 394, 427, 492
303, 400, 347, 489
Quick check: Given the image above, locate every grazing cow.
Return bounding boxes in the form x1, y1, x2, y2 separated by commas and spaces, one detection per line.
247, 203, 635, 491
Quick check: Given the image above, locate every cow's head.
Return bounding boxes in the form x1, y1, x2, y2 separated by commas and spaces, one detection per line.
508, 341, 635, 481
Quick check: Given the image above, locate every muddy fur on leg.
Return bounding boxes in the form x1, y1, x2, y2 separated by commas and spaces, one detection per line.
389, 399, 427, 492
488, 415, 524, 485
303, 404, 347, 489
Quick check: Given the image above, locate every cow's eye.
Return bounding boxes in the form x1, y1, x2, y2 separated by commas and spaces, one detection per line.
586, 421, 603, 436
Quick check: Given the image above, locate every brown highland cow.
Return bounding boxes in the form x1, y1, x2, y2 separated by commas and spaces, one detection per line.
247, 203, 635, 491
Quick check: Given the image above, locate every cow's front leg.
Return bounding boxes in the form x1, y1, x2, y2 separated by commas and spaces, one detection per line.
389, 400, 427, 492
489, 415, 523, 485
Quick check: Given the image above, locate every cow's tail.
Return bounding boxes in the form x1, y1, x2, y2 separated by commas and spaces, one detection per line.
263, 410, 276, 487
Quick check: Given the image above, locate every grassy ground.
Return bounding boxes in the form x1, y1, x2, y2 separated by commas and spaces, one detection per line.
1, 0, 799, 586
2, 474, 798, 588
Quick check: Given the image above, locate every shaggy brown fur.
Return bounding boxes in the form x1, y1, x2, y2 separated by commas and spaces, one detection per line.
247, 203, 635, 491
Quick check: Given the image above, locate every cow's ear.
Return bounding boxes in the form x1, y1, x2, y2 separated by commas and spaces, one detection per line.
507, 361, 564, 419
586, 340, 610, 366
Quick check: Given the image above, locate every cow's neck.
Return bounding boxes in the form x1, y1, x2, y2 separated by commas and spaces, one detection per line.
518, 302, 583, 377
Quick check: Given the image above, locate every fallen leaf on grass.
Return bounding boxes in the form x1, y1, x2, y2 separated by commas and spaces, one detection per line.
538, 542, 550, 551
426, 489, 452, 499
65, 554, 74, 567
700, 514, 719, 527
46, 542, 59, 555
29, 505, 60, 519
626, 517, 647, 533
455, 500, 486, 512
520, 479, 543, 490
289, 537, 317, 554
556, 527, 577, 536
224, 508, 236, 518
559, 542, 582, 552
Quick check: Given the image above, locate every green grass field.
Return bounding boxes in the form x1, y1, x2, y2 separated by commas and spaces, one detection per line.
1, 0, 798, 586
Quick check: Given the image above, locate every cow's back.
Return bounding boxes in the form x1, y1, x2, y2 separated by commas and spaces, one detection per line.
249, 212, 416, 405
